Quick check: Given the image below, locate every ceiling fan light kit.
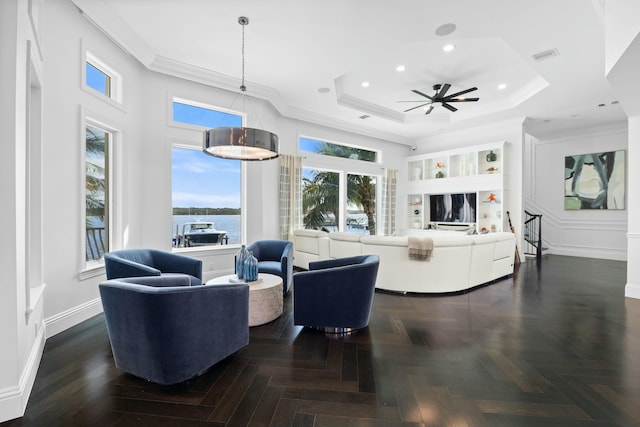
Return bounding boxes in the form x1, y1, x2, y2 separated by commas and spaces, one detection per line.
401, 83, 479, 115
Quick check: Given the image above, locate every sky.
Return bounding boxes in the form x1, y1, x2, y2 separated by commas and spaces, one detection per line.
172, 103, 242, 208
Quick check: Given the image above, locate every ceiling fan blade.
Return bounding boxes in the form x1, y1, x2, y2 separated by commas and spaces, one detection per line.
397, 100, 429, 103
441, 102, 458, 112
436, 83, 451, 99
404, 103, 430, 112
424, 105, 434, 115
411, 89, 434, 100
446, 97, 480, 103
443, 87, 478, 100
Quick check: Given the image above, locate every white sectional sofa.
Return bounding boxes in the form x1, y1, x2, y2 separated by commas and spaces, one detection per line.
289, 229, 516, 294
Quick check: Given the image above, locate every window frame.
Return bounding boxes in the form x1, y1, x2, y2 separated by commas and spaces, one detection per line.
80, 113, 121, 273
168, 96, 246, 251
299, 135, 382, 233
82, 49, 124, 109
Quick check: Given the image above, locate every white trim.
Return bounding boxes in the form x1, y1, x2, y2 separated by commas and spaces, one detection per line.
81, 44, 126, 112
45, 297, 103, 339
625, 282, 640, 299
0, 318, 45, 423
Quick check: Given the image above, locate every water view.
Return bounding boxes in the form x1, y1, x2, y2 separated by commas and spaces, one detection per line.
172, 215, 241, 245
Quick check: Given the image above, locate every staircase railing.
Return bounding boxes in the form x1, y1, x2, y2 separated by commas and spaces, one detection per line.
523, 210, 543, 261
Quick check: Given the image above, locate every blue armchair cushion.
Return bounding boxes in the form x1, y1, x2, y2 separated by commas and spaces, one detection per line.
104, 249, 203, 286
293, 255, 379, 330
246, 240, 293, 295
99, 276, 249, 385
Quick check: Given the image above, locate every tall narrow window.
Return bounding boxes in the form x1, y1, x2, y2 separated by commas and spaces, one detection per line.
85, 124, 109, 261
171, 99, 243, 248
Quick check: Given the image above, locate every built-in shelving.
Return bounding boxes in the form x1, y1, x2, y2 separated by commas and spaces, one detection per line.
406, 142, 506, 233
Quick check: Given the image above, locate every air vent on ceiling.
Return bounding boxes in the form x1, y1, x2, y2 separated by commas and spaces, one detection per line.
359, 114, 370, 119
532, 48, 559, 62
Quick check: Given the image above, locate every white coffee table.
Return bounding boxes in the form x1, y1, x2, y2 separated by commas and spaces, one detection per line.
206, 273, 283, 327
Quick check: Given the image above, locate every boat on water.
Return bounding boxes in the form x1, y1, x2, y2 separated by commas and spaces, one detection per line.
174, 222, 228, 247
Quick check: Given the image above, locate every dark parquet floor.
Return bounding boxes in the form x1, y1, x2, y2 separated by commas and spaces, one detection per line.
4, 255, 640, 427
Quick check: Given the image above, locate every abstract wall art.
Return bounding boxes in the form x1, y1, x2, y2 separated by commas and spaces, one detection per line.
564, 150, 625, 210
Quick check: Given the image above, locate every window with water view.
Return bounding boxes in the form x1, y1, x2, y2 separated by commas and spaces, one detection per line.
171, 100, 243, 247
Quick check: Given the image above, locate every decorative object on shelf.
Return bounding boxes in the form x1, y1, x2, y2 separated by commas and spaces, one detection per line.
486, 166, 498, 174
435, 171, 444, 179
235, 244, 250, 280
486, 150, 497, 162
243, 251, 259, 282
413, 209, 420, 215
486, 193, 497, 202
202, 16, 279, 161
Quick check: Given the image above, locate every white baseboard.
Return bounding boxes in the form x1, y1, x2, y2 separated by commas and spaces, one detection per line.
626, 282, 640, 299
0, 320, 46, 423
44, 297, 103, 338
548, 246, 627, 261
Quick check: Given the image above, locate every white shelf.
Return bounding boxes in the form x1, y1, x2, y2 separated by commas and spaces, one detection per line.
405, 142, 506, 233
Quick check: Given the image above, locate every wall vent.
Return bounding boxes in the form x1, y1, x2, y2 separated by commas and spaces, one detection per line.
531, 48, 559, 62
359, 114, 370, 119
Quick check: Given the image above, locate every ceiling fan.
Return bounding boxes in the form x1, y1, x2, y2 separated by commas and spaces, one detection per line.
400, 83, 479, 114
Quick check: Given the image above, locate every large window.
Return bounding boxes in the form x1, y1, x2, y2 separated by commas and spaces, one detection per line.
301, 137, 379, 234
171, 99, 243, 248
85, 124, 110, 262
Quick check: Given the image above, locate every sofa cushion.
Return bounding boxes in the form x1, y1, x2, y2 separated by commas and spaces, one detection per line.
328, 231, 363, 242
293, 229, 329, 238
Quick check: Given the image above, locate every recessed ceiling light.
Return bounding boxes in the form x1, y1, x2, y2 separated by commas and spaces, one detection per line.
497, 83, 507, 90
396, 65, 406, 72
435, 23, 457, 36
317, 87, 330, 93
361, 81, 370, 88
443, 44, 455, 52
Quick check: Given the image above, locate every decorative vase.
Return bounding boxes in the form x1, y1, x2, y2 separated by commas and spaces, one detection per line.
435, 170, 444, 179
243, 251, 259, 282
486, 150, 497, 162
235, 244, 250, 280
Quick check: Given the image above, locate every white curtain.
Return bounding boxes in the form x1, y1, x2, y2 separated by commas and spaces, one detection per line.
380, 168, 397, 236
279, 154, 302, 240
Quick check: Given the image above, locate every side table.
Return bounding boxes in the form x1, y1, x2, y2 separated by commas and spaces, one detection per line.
206, 273, 283, 326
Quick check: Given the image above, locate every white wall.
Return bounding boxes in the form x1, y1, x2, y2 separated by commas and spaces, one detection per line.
523, 124, 628, 261
0, 0, 46, 421
40, 0, 146, 335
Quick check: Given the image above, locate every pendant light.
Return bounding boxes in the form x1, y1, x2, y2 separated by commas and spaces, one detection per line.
202, 16, 279, 161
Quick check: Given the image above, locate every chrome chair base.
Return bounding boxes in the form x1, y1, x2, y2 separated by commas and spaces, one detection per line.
317, 327, 356, 335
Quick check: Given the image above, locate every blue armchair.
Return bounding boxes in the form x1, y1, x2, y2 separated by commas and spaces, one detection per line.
99, 275, 249, 385
246, 240, 294, 295
104, 248, 203, 286
293, 255, 379, 333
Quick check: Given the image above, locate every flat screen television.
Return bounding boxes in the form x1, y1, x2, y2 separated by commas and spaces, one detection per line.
429, 193, 477, 223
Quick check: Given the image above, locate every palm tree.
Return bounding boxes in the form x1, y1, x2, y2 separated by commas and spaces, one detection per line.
85, 127, 107, 260
303, 170, 339, 229
302, 143, 376, 234
85, 127, 106, 223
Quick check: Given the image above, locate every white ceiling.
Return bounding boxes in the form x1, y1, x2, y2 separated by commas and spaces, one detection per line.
74, 0, 627, 145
